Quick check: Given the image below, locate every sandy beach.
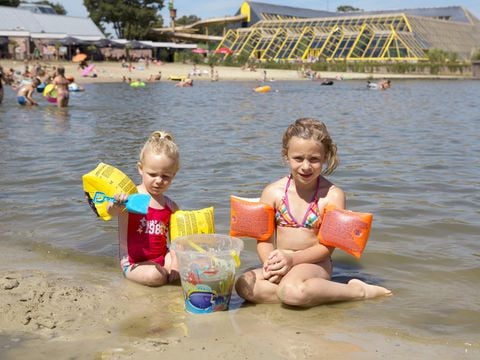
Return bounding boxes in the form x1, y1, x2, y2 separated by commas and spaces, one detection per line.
1, 59, 466, 86
1, 238, 464, 360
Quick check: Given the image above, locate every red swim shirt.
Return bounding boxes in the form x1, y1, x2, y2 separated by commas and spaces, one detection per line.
126, 200, 174, 266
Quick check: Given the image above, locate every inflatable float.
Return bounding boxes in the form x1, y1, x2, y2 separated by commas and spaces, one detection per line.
82, 163, 138, 221
229, 196, 372, 258
68, 83, 83, 92
320, 80, 334, 85
169, 75, 186, 81
317, 204, 372, 259
254, 85, 271, 93
170, 207, 215, 241
367, 81, 380, 89
81, 64, 95, 77
36, 82, 46, 93
229, 196, 274, 241
42, 83, 57, 103
130, 81, 146, 87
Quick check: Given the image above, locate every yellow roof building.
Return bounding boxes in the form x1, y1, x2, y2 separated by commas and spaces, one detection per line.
214, 1, 480, 62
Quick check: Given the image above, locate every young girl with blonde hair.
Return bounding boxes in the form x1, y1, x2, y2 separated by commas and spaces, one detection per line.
235, 118, 391, 306
52, 65, 69, 108
108, 131, 180, 286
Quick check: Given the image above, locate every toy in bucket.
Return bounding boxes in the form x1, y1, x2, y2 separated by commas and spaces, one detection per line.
170, 234, 244, 314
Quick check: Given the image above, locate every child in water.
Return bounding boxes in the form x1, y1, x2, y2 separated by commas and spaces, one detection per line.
108, 131, 180, 286
52, 65, 69, 108
235, 118, 391, 307
16, 77, 40, 106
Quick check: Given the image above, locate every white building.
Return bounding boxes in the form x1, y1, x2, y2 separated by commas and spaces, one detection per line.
0, 5, 104, 59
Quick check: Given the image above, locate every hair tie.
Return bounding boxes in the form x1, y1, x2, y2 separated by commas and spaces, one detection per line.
151, 131, 174, 142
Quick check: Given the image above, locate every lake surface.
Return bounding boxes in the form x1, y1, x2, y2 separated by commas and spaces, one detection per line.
1, 78, 479, 355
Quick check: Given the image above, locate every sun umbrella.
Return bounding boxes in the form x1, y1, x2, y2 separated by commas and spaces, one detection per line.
214, 47, 234, 55
94, 38, 113, 48
192, 48, 208, 54
59, 36, 83, 46
72, 53, 87, 63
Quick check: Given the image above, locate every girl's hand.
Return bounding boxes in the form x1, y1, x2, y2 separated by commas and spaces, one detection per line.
262, 259, 281, 283
113, 193, 128, 207
264, 249, 293, 279
108, 193, 128, 214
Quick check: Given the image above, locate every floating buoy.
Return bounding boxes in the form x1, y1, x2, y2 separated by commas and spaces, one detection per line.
254, 85, 271, 93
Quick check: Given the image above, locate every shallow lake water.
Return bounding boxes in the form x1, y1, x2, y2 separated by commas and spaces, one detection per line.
0, 78, 479, 356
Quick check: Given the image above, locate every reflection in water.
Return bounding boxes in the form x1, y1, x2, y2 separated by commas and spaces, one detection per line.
43, 105, 71, 132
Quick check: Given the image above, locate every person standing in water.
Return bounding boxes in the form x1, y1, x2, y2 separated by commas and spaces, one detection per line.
52, 65, 69, 108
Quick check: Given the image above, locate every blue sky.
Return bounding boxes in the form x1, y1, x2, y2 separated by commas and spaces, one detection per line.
60, 0, 480, 24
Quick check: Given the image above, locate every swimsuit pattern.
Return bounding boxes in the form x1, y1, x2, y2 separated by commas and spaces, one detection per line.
124, 196, 174, 267
275, 176, 321, 229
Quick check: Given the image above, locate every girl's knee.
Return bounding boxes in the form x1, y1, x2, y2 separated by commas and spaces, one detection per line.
126, 265, 168, 287
144, 272, 168, 286
235, 271, 256, 301
277, 282, 308, 306
147, 266, 170, 286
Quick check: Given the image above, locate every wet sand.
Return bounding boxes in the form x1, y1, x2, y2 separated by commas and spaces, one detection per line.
1, 241, 466, 360
2, 239, 473, 359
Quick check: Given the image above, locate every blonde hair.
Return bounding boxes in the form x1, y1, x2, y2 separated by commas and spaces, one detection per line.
282, 118, 339, 175
139, 130, 180, 171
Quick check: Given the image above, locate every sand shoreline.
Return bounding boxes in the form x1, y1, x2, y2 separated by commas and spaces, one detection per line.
1, 59, 471, 86
1, 241, 473, 359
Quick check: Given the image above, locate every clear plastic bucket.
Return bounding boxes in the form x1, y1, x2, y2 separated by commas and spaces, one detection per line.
170, 234, 244, 314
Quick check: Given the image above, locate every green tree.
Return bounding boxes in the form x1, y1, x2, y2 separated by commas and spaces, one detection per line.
83, 0, 164, 39
337, 5, 362, 12
175, 15, 201, 26
205, 23, 225, 37
0, 0, 20, 6
175, 15, 227, 37
471, 48, 480, 61
427, 48, 448, 63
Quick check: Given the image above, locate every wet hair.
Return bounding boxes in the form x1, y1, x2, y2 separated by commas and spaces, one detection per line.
57, 66, 65, 76
139, 130, 180, 172
282, 118, 339, 175
32, 77, 41, 86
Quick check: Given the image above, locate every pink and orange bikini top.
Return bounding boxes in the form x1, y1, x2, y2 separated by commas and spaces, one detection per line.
275, 176, 322, 229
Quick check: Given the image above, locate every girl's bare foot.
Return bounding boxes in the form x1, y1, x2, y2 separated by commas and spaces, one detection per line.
348, 279, 392, 299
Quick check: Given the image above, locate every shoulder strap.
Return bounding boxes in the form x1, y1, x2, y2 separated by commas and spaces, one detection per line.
164, 196, 175, 211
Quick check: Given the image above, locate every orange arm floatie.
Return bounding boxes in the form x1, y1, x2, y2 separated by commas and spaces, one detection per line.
229, 196, 275, 241
317, 204, 373, 259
